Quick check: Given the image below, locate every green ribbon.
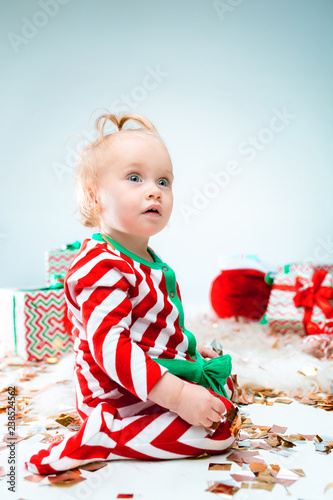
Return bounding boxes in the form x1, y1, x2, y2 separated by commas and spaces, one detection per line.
264, 272, 276, 286
260, 313, 268, 325
64, 241, 81, 250
284, 264, 291, 273
49, 274, 65, 288
154, 351, 232, 400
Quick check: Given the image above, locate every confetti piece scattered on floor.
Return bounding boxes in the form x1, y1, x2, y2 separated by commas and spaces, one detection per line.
249, 462, 267, 472
0, 340, 332, 497
24, 473, 47, 482
206, 482, 240, 496
230, 470, 256, 482
46, 357, 59, 364
47, 470, 85, 485
208, 463, 232, 471
55, 413, 75, 427
79, 461, 108, 471
242, 481, 275, 491
324, 483, 333, 493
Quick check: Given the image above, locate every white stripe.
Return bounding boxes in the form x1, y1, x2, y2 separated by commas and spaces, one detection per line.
176, 424, 235, 451
123, 412, 185, 459
75, 260, 133, 306
130, 340, 148, 401
131, 268, 164, 343
146, 303, 179, 358
85, 286, 127, 356
68, 242, 136, 305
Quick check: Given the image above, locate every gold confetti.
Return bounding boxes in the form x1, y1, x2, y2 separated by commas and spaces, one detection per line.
24, 473, 47, 482
79, 462, 108, 472
230, 416, 242, 437
249, 462, 267, 472
48, 470, 84, 485
324, 483, 333, 493
290, 469, 305, 477
276, 436, 296, 448
208, 463, 232, 471
55, 413, 75, 427
46, 357, 59, 364
231, 471, 256, 482
187, 452, 211, 460
206, 482, 239, 496
243, 481, 275, 491
269, 424, 288, 434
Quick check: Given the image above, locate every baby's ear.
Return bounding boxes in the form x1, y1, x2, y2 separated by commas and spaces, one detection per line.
86, 187, 101, 213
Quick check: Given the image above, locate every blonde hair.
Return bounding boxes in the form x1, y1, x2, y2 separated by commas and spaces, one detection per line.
74, 112, 164, 228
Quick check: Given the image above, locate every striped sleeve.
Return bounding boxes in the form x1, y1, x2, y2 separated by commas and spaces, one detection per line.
69, 252, 167, 402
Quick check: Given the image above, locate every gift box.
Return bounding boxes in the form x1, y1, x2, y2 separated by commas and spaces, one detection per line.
0, 287, 73, 360
301, 334, 333, 359
278, 262, 333, 275
45, 241, 81, 287
266, 266, 333, 335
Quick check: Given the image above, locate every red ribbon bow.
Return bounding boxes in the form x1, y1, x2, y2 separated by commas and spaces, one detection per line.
293, 269, 333, 333
306, 320, 333, 336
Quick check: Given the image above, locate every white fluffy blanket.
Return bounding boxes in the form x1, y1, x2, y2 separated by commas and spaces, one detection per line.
187, 313, 333, 395
29, 313, 333, 421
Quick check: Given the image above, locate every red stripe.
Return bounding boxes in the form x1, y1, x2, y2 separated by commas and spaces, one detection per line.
150, 416, 202, 456
114, 333, 135, 395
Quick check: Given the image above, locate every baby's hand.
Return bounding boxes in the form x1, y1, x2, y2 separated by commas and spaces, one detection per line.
173, 383, 226, 428
197, 344, 219, 359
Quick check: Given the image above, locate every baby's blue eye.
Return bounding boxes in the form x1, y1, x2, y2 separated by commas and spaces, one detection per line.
128, 174, 141, 183
158, 178, 168, 187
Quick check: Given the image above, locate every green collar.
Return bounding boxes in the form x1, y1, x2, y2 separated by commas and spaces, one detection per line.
92, 233, 164, 269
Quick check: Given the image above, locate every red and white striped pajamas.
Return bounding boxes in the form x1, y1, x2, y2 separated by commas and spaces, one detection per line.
26, 234, 235, 474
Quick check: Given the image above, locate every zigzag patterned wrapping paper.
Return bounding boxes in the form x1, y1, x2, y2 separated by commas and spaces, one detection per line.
0, 287, 73, 360
45, 245, 80, 286
266, 266, 333, 335
277, 262, 333, 274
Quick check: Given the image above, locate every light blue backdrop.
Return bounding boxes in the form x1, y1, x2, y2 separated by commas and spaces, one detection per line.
1, 0, 332, 310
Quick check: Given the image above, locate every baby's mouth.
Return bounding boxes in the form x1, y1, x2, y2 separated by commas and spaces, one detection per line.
145, 208, 159, 214
143, 205, 161, 215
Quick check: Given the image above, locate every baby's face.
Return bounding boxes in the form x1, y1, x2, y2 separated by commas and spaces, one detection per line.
96, 133, 174, 240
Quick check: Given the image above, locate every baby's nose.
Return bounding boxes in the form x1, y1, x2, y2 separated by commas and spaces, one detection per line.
145, 184, 162, 199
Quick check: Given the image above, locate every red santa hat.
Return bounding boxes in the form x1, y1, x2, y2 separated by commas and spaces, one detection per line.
210, 254, 277, 321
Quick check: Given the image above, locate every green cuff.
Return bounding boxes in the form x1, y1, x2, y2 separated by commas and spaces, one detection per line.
154, 351, 232, 400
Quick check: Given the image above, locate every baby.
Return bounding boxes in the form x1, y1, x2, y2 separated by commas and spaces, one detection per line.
26, 113, 237, 474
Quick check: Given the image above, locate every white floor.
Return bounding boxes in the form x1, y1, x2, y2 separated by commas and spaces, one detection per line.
1, 352, 333, 500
